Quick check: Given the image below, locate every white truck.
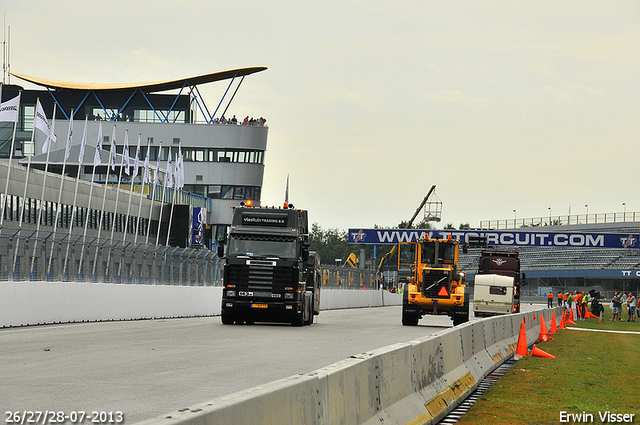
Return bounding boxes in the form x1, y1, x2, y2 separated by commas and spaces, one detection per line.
473, 274, 518, 317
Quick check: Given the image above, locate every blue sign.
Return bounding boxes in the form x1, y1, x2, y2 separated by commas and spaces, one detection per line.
192, 207, 206, 246
348, 228, 640, 249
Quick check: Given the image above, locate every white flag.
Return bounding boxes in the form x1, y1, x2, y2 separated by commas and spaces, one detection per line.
64, 114, 73, 160
37, 100, 57, 153
0, 93, 20, 122
109, 126, 117, 172
123, 130, 130, 176
132, 134, 141, 178
176, 145, 184, 189
143, 146, 150, 183
93, 121, 103, 166
78, 116, 88, 163
166, 152, 173, 188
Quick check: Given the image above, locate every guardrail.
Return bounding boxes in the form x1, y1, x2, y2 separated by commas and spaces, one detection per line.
480, 211, 640, 229
136, 306, 562, 425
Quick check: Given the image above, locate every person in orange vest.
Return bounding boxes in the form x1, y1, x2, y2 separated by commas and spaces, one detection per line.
547, 291, 554, 308
563, 292, 569, 309
575, 291, 584, 319
557, 292, 563, 307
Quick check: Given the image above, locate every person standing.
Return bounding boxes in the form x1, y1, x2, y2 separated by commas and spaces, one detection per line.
547, 291, 554, 308
575, 291, 584, 319
611, 292, 622, 322
557, 292, 563, 307
628, 293, 636, 322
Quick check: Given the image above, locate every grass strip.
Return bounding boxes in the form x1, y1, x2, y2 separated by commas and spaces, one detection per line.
457, 307, 640, 425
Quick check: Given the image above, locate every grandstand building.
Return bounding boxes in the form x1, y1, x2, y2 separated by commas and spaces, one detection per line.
0, 67, 268, 247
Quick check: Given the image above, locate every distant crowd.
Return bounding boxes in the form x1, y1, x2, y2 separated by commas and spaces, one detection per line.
548, 290, 637, 322
213, 115, 267, 126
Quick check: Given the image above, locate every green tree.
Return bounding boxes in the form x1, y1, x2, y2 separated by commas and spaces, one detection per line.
309, 223, 353, 266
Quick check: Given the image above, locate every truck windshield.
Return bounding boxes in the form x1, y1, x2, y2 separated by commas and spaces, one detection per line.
421, 241, 455, 264
228, 234, 297, 259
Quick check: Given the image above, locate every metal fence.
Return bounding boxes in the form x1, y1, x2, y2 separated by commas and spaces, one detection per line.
0, 232, 219, 285
0, 230, 378, 289
480, 211, 640, 230
321, 265, 377, 289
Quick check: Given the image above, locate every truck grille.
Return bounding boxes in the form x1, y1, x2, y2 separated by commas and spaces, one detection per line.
422, 269, 450, 298
228, 264, 295, 290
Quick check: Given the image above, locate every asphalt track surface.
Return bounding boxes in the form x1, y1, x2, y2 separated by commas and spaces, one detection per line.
1, 306, 452, 424
1, 303, 543, 424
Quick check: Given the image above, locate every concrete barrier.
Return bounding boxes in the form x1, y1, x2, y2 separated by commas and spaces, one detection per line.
0, 282, 402, 327
136, 306, 564, 425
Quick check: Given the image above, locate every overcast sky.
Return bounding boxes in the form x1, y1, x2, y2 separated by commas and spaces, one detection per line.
3, 1, 639, 231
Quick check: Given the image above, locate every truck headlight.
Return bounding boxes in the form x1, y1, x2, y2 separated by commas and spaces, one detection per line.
284, 293, 294, 299
227, 290, 236, 297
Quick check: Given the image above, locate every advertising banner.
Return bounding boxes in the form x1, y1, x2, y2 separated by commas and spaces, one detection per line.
348, 228, 639, 249
192, 207, 206, 246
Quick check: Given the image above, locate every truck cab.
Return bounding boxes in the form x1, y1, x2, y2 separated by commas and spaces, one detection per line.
218, 205, 319, 326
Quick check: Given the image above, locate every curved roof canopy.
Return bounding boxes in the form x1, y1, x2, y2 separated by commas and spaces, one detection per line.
9, 66, 267, 93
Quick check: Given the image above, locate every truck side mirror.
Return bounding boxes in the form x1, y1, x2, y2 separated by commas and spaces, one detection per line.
302, 244, 309, 262
217, 238, 226, 258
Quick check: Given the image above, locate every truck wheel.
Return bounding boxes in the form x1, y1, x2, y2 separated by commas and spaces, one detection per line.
402, 291, 419, 326
452, 311, 469, 326
221, 311, 234, 325
304, 300, 313, 325
452, 292, 470, 326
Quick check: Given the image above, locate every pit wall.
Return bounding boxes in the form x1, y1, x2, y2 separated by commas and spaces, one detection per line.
0, 283, 401, 327
135, 306, 563, 425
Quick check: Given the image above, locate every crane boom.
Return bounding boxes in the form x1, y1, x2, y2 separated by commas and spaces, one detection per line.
376, 185, 437, 274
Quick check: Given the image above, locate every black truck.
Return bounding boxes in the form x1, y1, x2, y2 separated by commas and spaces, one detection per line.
217, 204, 320, 326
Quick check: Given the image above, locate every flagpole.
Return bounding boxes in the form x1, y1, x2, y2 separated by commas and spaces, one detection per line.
78, 120, 102, 280
105, 128, 127, 281
63, 114, 88, 279
0, 91, 20, 231
25, 101, 57, 279
91, 124, 113, 280
146, 141, 161, 245
47, 109, 74, 278
12, 97, 44, 279
122, 133, 140, 243
135, 137, 149, 245
156, 146, 170, 246
165, 150, 177, 247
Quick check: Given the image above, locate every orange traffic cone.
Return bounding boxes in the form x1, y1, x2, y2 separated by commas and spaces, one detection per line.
566, 315, 577, 326
550, 312, 558, 334
514, 319, 528, 359
568, 308, 574, 322
585, 311, 599, 319
559, 313, 567, 329
530, 344, 556, 359
539, 315, 551, 342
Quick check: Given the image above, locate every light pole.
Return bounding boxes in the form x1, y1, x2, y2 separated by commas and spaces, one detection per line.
548, 207, 551, 225
623, 202, 626, 221
585, 204, 588, 224
513, 209, 516, 227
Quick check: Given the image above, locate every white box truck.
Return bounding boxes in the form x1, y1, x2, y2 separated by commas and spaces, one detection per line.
473, 274, 518, 317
